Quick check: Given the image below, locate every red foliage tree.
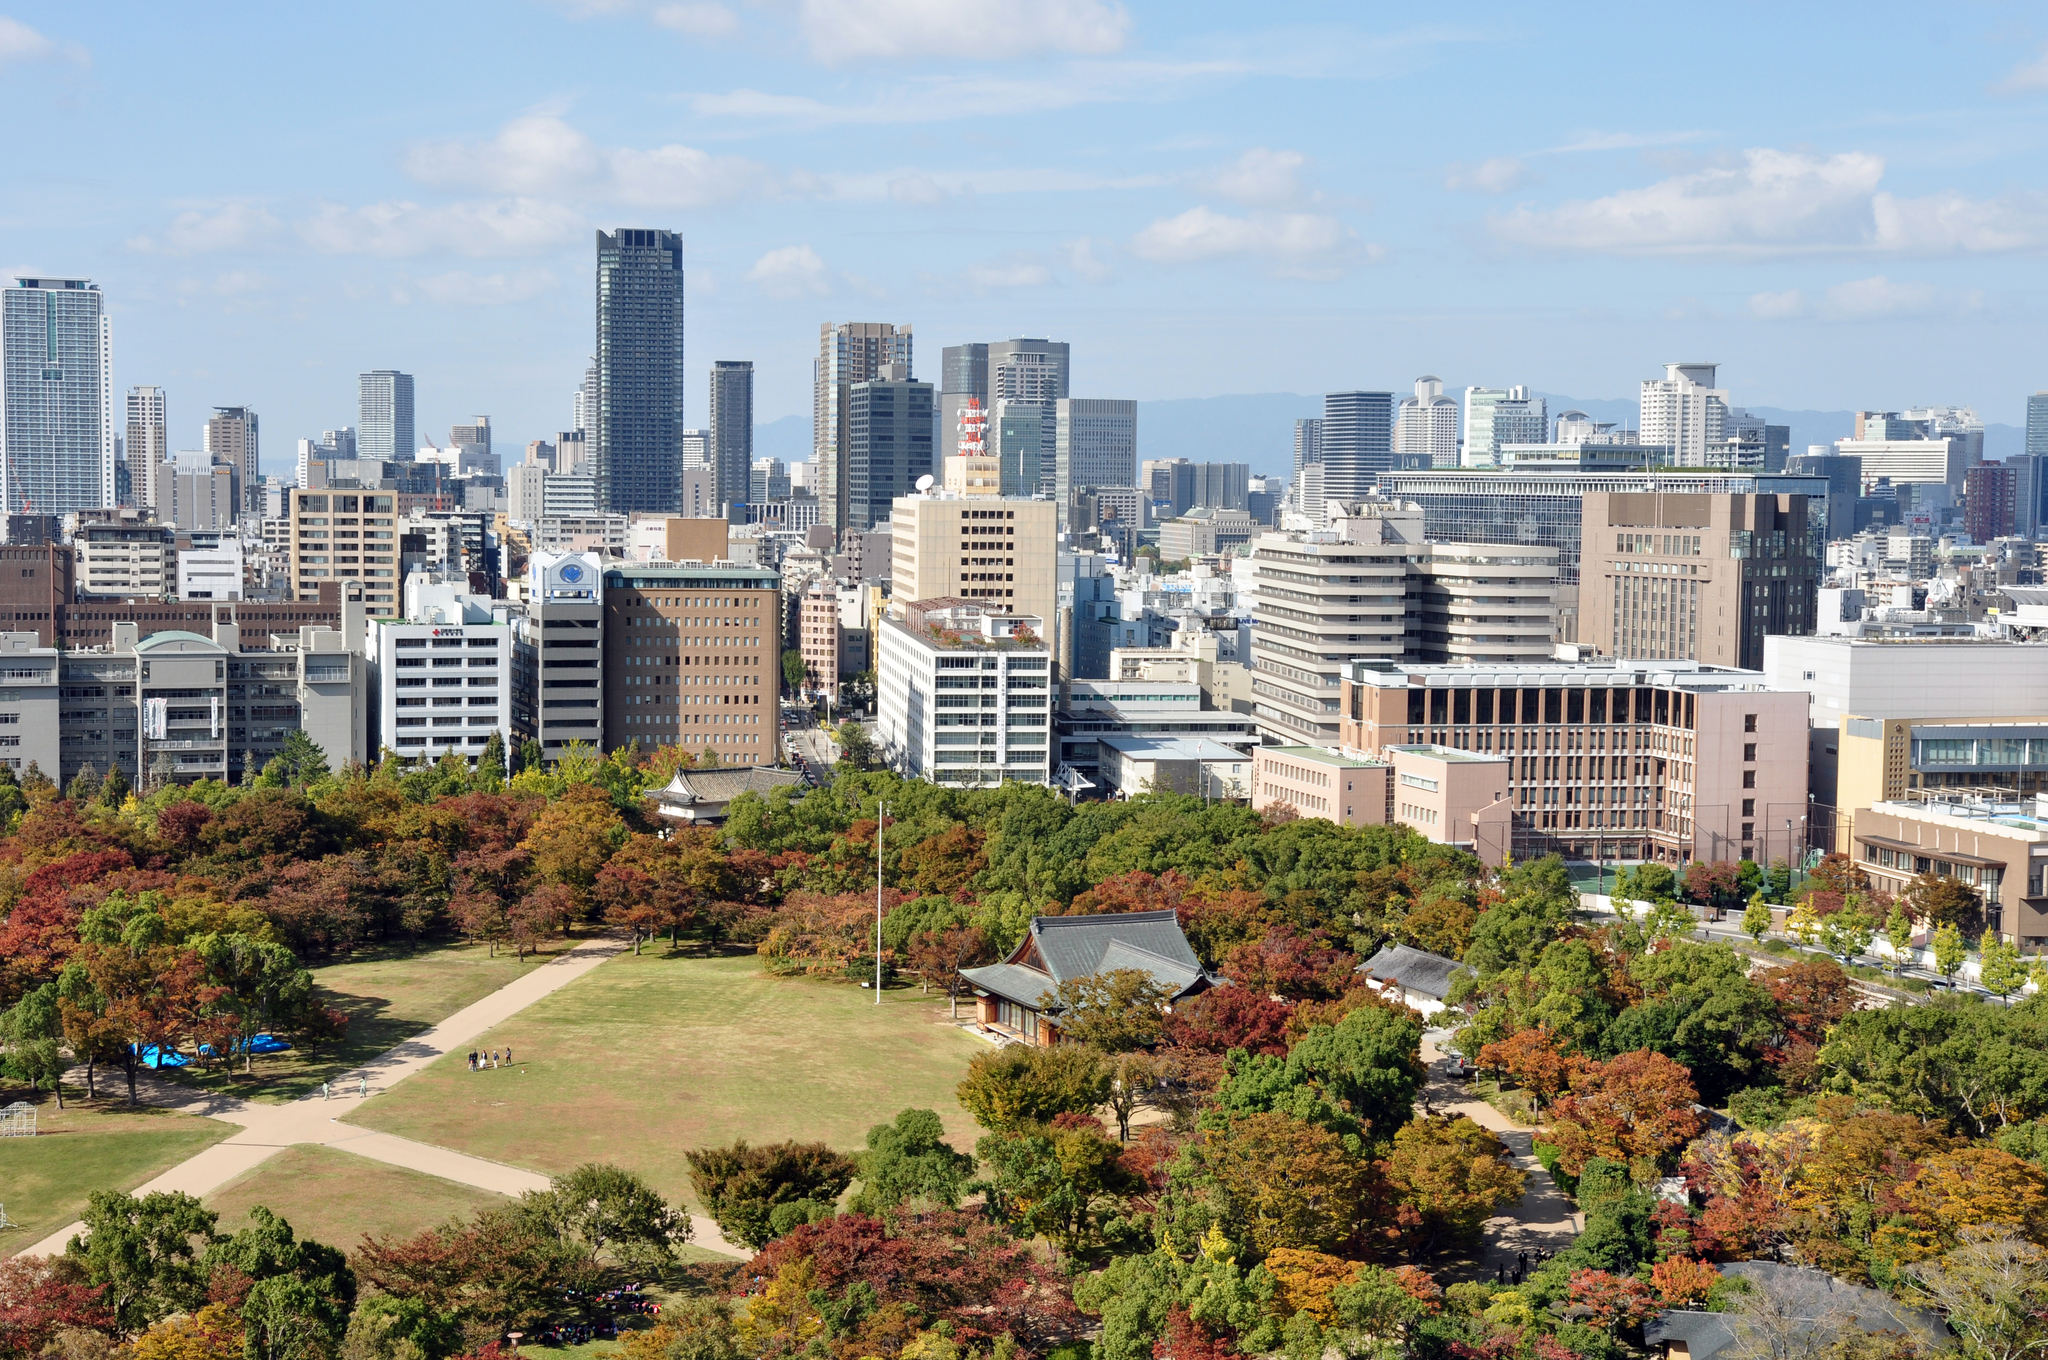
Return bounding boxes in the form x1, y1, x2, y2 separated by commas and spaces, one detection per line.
0, 1255, 114, 1356
1160, 986, 1292, 1057
1153, 1306, 1239, 1360
1177, 886, 1280, 967
155, 801, 215, 852
1545, 1050, 1704, 1175
1476, 1029, 1589, 1111
1066, 870, 1191, 918
1566, 1270, 1658, 1332
1219, 925, 1357, 1001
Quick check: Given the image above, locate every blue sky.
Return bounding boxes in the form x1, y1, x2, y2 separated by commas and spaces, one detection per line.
6, 0, 2048, 475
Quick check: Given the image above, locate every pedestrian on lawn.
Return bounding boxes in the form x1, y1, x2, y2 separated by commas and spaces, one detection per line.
505, 1046, 513, 1064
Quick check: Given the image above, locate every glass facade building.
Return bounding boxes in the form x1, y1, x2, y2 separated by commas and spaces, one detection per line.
357, 370, 414, 463
1, 278, 114, 518
595, 229, 686, 515
1321, 391, 1393, 500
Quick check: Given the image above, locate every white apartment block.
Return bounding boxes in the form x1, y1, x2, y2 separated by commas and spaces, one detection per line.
1639, 363, 1728, 465
518, 553, 603, 761
1395, 377, 1460, 468
1413, 543, 1559, 664
877, 599, 1053, 787
177, 538, 244, 600
369, 581, 516, 762
75, 518, 173, 599
533, 514, 628, 555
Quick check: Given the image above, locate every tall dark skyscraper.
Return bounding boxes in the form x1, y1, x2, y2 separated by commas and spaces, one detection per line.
1321, 390, 1393, 502
846, 365, 933, 532
594, 228, 685, 514
709, 360, 753, 516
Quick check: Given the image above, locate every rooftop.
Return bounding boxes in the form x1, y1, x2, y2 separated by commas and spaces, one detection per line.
1098, 736, 1248, 762
1262, 745, 1383, 768
1350, 658, 1784, 692
1392, 744, 1508, 764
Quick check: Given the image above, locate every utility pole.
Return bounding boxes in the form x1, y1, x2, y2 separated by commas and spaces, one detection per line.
875, 800, 886, 1004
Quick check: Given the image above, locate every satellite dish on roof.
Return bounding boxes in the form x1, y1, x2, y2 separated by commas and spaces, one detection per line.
916, 474, 934, 492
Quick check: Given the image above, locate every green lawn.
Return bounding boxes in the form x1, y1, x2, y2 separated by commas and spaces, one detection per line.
167, 940, 574, 1105
347, 952, 989, 1212
0, 1096, 233, 1255
204, 1144, 511, 1253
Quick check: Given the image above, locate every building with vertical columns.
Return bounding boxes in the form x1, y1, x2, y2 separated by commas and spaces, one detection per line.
876, 599, 1053, 787
1578, 491, 1817, 671
127, 387, 169, 513
1413, 543, 1559, 663
708, 360, 753, 517
601, 563, 780, 763
815, 322, 913, 532
1294, 418, 1323, 477
799, 577, 843, 700
594, 229, 686, 515
989, 339, 1068, 498
357, 371, 414, 463
1320, 391, 1392, 499
889, 493, 1058, 629
2, 278, 115, 519
203, 406, 258, 515
1054, 398, 1136, 526
846, 367, 933, 532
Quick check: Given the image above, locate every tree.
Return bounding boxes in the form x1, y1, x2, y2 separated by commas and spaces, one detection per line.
683, 1141, 856, 1250
1651, 1256, 1720, 1307
1743, 895, 1773, 944
190, 935, 313, 1075
1984, 934, 2028, 1004
65, 1190, 221, 1333
1477, 1028, 1587, 1112
782, 649, 805, 692
848, 1108, 974, 1216
974, 1119, 1137, 1261
835, 720, 876, 771
1283, 1005, 1425, 1143
1908, 873, 1984, 929
516, 1164, 687, 1270
0, 1254, 116, 1357
520, 784, 622, 903
68, 761, 100, 803
1818, 908, 1877, 964
955, 1043, 1110, 1132
904, 925, 994, 1019
516, 739, 544, 775
1385, 1115, 1526, 1256
1907, 1227, 2048, 1360
1161, 987, 1291, 1058
355, 1206, 604, 1348
1932, 922, 1969, 986
477, 733, 507, 786
265, 732, 331, 788
2, 983, 69, 1106
1104, 1051, 1170, 1143
1222, 926, 1358, 1002
1545, 1050, 1705, 1177
1887, 906, 1917, 975
1049, 969, 1172, 1052
1198, 1111, 1371, 1256
1567, 1269, 1659, 1335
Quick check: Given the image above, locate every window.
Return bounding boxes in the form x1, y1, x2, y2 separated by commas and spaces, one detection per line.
1742, 770, 1755, 788
1743, 744, 1756, 761
1744, 713, 1757, 732
1742, 799, 1755, 816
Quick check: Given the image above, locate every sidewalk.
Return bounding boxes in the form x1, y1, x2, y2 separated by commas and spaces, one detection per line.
22, 935, 747, 1260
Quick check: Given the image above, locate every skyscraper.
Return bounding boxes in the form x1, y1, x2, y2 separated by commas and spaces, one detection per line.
1, 278, 114, 520
2028, 392, 2048, 458
709, 360, 754, 516
993, 400, 1044, 498
1293, 418, 1323, 476
1320, 391, 1393, 502
815, 322, 913, 531
126, 386, 168, 512
989, 339, 1069, 498
203, 406, 259, 513
1055, 398, 1137, 525
1462, 386, 1547, 467
941, 343, 988, 466
574, 358, 597, 434
1638, 363, 1727, 464
846, 365, 933, 531
595, 229, 686, 515
1394, 376, 1460, 468
358, 370, 415, 462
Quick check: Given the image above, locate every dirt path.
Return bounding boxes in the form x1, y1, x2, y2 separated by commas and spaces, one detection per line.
1419, 1030, 1580, 1279
22, 935, 747, 1260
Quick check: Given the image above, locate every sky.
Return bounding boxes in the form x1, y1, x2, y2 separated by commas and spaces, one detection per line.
6, 0, 2048, 478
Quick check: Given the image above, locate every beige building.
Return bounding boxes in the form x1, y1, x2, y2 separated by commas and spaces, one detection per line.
600, 562, 781, 764
1578, 491, 1818, 671
1389, 745, 1514, 864
75, 514, 172, 600
1109, 643, 1254, 714
632, 516, 731, 564
1252, 745, 1390, 826
1340, 659, 1809, 867
289, 489, 397, 607
1414, 543, 1558, 664
889, 493, 1056, 628
1851, 792, 2048, 947
1098, 736, 1251, 800
799, 577, 844, 699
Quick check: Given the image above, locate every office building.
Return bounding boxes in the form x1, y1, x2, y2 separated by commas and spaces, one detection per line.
164, 455, 237, 532
846, 367, 934, 532
1784, 450, 1861, 544
61, 608, 366, 789
708, 360, 753, 516
1965, 462, 2017, 543
369, 580, 515, 762
177, 536, 243, 601
289, 488, 399, 606
2, 278, 115, 519
1294, 418, 1323, 477
594, 229, 687, 515
1054, 677, 1256, 780
940, 343, 989, 467
815, 322, 913, 531
2029, 393, 2048, 458
1578, 491, 1817, 671
799, 577, 845, 700
889, 493, 1058, 627
1146, 458, 1194, 516
876, 598, 1053, 786
1054, 398, 1137, 525
1463, 387, 1546, 468
75, 515, 173, 599
600, 561, 780, 762
0, 631, 58, 775
1321, 391, 1393, 499
989, 338, 1068, 498
750, 459, 790, 505
449, 416, 491, 464
1835, 435, 1977, 490
1252, 746, 1391, 828
992, 400, 1044, 498
1341, 658, 1808, 867
199, 405, 259, 516
1096, 736, 1252, 801
1247, 502, 1422, 746
127, 387, 169, 513
1638, 363, 1728, 465
1847, 792, 2048, 947
358, 371, 415, 463
1413, 543, 1559, 664
515, 552, 604, 762
631, 516, 728, 564
1395, 377, 1460, 468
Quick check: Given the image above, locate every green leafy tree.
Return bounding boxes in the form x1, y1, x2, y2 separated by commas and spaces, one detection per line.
1933, 922, 1969, 986
683, 1141, 855, 1250
260, 731, 331, 789
97, 764, 132, 810
477, 732, 507, 786
1765, 858, 1793, 902
203, 1204, 355, 1343
1819, 907, 1877, 964
782, 649, 805, 691
516, 738, 544, 775
516, 1163, 687, 1269
848, 1108, 974, 1216
974, 1119, 1137, 1262
244, 1275, 343, 1360
1887, 906, 1917, 975
191, 934, 314, 1074
1049, 968, 1171, 1052
1984, 934, 2028, 1004
66, 1189, 222, 1332
834, 720, 876, 770
2, 983, 68, 1106
1281, 1005, 1426, 1145
956, 1042, 1110, 1132
1742, 894, 1773, 944
67, 760, 99, 803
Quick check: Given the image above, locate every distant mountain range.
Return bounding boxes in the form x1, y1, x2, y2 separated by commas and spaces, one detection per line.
755, 395, 2026, 484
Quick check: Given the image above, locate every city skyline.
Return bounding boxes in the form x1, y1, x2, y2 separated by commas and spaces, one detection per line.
6, 2, 2048, 472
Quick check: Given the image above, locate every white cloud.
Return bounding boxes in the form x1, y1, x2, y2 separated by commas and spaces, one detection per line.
652, 3, 738, 36
1995, 43, 2048, 94
1199, 148, 1308, 207
0, 16, 53, 64
1130, 206, 1363, 277
405, 114, 779, 209
1492, 148, 2048, 257
1748, 276, 1981, 321
1445, 156, 1535, 194
127, 201, 282, 255
299, 199, 584, 257
887, 175, 948, 206
966, 260, 1051, 289
1746, 289, 1809, 320
414, 268, 561, 306
1064, 237, 1113, 282
747, 245, 831, 298
796, 0, 1129, 65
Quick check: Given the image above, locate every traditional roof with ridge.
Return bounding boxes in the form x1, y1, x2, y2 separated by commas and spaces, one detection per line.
962, 908, 1212, 1011
1357, 943, 1471, 1001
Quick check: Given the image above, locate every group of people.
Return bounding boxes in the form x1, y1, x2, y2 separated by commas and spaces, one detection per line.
1495, 1249, 1550, 1286
526, 1286, 659, 1347
468, 1047, 512, 1071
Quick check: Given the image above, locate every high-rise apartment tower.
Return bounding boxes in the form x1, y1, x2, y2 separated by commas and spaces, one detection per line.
127, 386, 168, 512
1, 278, 114, 520
358, 371, 415, 463
595, 229, 686, 515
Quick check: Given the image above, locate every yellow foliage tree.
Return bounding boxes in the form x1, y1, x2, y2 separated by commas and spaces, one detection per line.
1264, 1247, 1363, 1324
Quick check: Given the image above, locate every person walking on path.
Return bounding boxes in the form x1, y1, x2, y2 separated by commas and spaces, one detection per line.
321, 1082, 330, 1101
358, 1075, 367, 1098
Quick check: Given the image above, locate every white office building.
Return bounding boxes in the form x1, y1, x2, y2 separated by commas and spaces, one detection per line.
177, 536, 244, 600
1463, 386, 1547, 468
1395, 376, 1460, 468
2, 278, 115, 519
368, 579, 517, 762
876, 598, 1053, 786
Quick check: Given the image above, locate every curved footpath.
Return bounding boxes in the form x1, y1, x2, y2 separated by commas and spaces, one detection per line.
22, 936, 747, 1260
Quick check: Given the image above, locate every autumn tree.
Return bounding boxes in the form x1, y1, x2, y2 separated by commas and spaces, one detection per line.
0, 1256, 115, 1356
956, 1043, 1110, 1132
684, 1141, 856, 1250
1160, 986, 1291, 1058
1220, 926, 1357, 1001
1545, 1049, 1705, 1177
1198, 1111, 1372, 1256
974, 1118, 1137, 1262
1477, 1028, 1587, 1111
1907, 1227, 2048, 1360
1050, 969, 1173, 1052
1385, 1115, 1526, 1256
520, 783, 623, 910
1907, 872, 1983, 929
904, 925, 994, 1019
